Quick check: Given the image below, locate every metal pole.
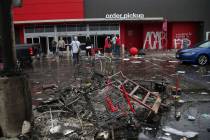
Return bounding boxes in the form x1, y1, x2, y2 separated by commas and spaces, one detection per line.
0, 0, 17, 73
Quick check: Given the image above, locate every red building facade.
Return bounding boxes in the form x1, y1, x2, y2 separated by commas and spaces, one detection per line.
12, 0, 205, 51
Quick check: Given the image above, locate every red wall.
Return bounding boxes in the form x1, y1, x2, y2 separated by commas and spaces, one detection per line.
13, 0, 84, 21
120, 22, 200, 50
120, 23, 142, 49
170, 22, 199, 49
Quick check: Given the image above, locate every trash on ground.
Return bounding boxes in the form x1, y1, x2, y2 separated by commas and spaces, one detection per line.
187, 115, 196, 121
130, 60, 142, 64
158, 136, 172, 140
177, 71, 186, 74
175, 112, 181, 120
201, 114, 210, 119
42, 84, 58, 90
200, 92, 208, 95
178, 99, 185, 103
21, 121, 31, 135
123, 58, 130, 61
49, 125, 62, 134
162, 126, 198, 138
168, 61, 179, 63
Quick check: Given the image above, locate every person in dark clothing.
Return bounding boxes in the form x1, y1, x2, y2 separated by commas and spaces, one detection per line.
51, 38, 57, 55
115, 34, 121, 57
85, 36, 92, 57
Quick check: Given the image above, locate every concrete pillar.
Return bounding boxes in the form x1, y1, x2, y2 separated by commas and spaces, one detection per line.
0, 75, 32, 137
0, 0, 17, 73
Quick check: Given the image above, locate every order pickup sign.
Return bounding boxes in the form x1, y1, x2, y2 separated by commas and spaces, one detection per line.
13, 0, 22, 7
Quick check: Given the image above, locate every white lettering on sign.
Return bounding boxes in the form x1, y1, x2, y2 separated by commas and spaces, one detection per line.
105, 13, 144, 20
143, 32, 166, 49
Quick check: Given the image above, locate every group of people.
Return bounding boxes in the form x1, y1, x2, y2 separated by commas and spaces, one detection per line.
50, 34, 121, 66
51, 37, 66, 57
51, 36, 89, 65
104, 34, 121, 58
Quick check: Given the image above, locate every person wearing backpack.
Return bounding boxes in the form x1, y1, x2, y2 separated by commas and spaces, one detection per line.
70, 36, 80, 65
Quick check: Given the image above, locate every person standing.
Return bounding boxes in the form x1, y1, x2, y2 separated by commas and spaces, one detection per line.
51, 38, 57, 56
115, 34, 121, 57
85, 36, 92, 57
111, 34, 117, 56
70, 36, 80, 65
57, 37, 65, 57
104, 36, 112, 57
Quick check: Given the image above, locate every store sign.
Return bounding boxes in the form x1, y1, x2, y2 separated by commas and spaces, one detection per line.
12, 0, 22, 7
105, 13, 144, 20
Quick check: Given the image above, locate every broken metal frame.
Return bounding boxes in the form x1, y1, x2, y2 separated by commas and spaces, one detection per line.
106, 71, 162, 114
92, 55, 113, 76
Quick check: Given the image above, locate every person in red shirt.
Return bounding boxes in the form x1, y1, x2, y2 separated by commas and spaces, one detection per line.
104, 36, 112, 57
115, 34, 121, 57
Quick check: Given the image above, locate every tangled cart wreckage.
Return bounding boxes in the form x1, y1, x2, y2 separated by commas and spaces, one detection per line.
31, 56, 177, 140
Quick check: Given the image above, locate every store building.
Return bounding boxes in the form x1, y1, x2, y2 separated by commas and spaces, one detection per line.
13, 0, 210, 55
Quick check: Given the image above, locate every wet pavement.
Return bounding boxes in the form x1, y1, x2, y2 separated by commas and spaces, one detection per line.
24, 51, 210, 140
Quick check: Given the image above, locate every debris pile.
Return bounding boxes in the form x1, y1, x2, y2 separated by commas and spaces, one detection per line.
31, 70, 171, 139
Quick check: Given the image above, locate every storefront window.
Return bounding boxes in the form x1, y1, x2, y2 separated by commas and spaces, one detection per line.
45, 26, 54, 32
67, 25, 76, 31
100, 23, 109, 31
57, 25, 67, 32
110, 24, 119, 30
26, 38, 32, 44
89, 24, 100, 31
35, 25, 44, 33
77, 24, 86, 31
25, 26, 35, 33
33, 38, 40, 44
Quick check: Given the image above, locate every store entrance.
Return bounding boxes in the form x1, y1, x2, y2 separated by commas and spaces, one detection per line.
40, 37, 48, 56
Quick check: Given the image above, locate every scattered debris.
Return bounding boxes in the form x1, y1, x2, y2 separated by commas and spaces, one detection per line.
201, 114, 210, 119
180, 137, 188, 140
177, 71, 186, 74
130, 60, 142, 64
168, 60, 179, 63
178, 99, 185, 103
42, 84, 58, 90
158, 136, 172, 140
21, 121, 31, 135
95, 131, 110, 140
200, 92, 208, 95
123, 58, 130, 61
187, 115, 196, 121
35, 91, 42, 95
175, 112, 181, 121
63, 129, 74, 136
29, 55, 184, 139
164, 133, 171, 136
49, 125, 61, 134
162, 126, 198, 138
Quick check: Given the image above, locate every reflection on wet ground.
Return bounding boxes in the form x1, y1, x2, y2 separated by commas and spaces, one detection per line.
24, 52, 210, 140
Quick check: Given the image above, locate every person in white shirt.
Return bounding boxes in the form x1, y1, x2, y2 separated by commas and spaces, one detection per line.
70, 36, 80, 65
